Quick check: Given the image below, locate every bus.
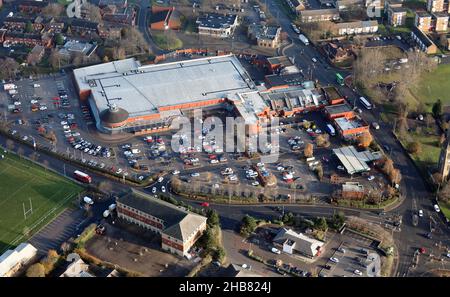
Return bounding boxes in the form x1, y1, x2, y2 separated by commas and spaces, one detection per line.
326, 124, 336, 136
359, 96, 372, 110
336, 73, 344, 86
74, 170, 92, 183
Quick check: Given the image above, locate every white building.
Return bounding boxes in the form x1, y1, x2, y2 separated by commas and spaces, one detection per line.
273, 228, 324, 258
0, 243, 38, 277
336, 20, 379, 36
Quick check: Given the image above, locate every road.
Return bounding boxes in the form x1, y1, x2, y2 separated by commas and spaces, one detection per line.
133, 0, 166, 55
264, 0, 450, 276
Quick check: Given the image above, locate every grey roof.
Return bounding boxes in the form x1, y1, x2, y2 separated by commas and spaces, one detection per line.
325, 102, 353, 114
332, 146, 371, 174
411, 26, 434, 47
74, 55, 255, 119
300, 8, 339, 16
196, 13, 237, 29
336, 20, 378, 29
100, 106, 129, 124
116, 190, 206, 242
273, 228, 324, 257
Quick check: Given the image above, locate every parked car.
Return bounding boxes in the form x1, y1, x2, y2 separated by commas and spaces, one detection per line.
271, 247, 281, 255
330, 257, 339, 263
434, 204, 440, 212
418, 209, 423, 217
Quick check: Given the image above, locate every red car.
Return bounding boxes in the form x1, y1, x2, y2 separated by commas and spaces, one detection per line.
200, 202, 210, 207
419, 247, 426, 254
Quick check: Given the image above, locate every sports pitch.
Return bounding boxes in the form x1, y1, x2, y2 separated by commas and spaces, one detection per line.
0, 152, 83, 253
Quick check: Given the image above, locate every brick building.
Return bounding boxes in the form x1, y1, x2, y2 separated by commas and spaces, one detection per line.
27, 45, 45, 66
116, 190, 207, 257
411, 26, 438, 54
432, 12, 449, 31
415, 11, 433, 31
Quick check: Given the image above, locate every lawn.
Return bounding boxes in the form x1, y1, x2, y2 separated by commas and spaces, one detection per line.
440, 201, 450, 220
410, 64, 450, 111
152, 33, 183, 50
0, 152, 83, 253
398, 132, 441, 171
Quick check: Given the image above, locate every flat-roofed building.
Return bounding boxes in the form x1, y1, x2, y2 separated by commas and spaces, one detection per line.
333, 146, 382, 175
334, 116, 369, 138
116, 190, 207, 257
73, 55, 267, 135
388, 7, 408, 27
336, 0, 364, 11
415, 11, 433, 31
336, 20, 378, 35
299, 8, 340, 23
432, 12, 449, 31
324, 102, 354, 119
196, 13, 239, 38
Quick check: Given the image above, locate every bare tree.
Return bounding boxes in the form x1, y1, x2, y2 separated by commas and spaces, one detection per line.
49, 49, 62, 70
42, 3, 64, 17
82, 2, 103, 23
0, 58, 20, 80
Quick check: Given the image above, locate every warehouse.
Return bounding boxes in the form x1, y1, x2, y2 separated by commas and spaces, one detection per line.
73, 55, 263, 134
333, 146, 382, 175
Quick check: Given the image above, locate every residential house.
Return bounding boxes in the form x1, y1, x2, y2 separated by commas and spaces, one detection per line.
248, 24, 282, 48
432, 12, 449, 31
336, 0, 364, 11
27, 45, 45, 66
46, 19, 65, 33
98, 25, 122, 39
70, 19, 99, 35
387, 7, 408, 27
0, 243, 37, 277
196, 13, 239, 38
116, 190, 207, 257
285, 0, 305, 15
322, 41, 355, 63
298, 8, 340, 23
59, 40, 98, 58
16, 0, 48, 14
427, 0, 445, 12
273, 228, 324, 258
60, 254, 94, 277
4, 32, 53, 48
411, 26, 438, 54
102, 6, 136, 26
150, 6, 181, 30
336, 20, 378, 35
3, 16, 45, 31
415, 11, 433, 31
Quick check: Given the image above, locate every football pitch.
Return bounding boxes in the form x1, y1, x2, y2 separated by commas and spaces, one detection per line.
0, 152, 83, 253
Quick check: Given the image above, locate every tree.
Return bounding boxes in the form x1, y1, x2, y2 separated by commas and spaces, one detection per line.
382, 157, 394, 176
213, 246, 226, 263
357, 132, 373, 148
304, 143, 314, 158
25, 21, 33, 33
389, 168, 402, 185
330, 212, 346, 230
432, 99, 443, 119
315, 165, 324, 181
49, 49, 62, 70
42, 3, 64, 17
314, 217, 328, 231
60, 242, 72, 254
26, 263, 45, 277
440, 133, 447, 145
82, 2, 103, 23
0, 58, 20, 80
438, 182, 450, 202
240, 215, 257, 236
207, 210, 220, 227
41, 249, 60, 275
113, 47, 126, 60
407, 142, 422, 154
315, 134, 330, 147
55, 33, 65, 46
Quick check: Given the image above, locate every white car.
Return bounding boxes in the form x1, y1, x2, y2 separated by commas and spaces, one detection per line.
434, 204, 440, 212
418, 209, 423, 217
172, 170, 180, 175
277, 166, 285, 171
330, 257, 339, 263
337, 165, 345, 171
367, 176, 375, 181
152, 187, 157, 193
312, 57, 317, 63
115, 168, 123, 174
61, 121, 68, 125
161, 186, 166, 193
30, 99, 38, 104
354, 270, 363, 276
372, 122, 380, 130
210, 159, 219, 164
39, 106, 47, 111
251, 181, 260, 186
22, 136, 28, 141
158, 176, 164, 183
63, 125, 70, 130
191, 172, 200, 177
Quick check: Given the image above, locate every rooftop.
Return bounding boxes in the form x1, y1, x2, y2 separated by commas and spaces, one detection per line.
333, 146, 382, 174
267, 56, 294, 67
196, 13, 237, 29
411, 26, 434, 47
74, 55, 256, 119
273, 228, 324, 257
249, 24, 281, 40
335, 116, 366, 131
116, 190, 207, 242
262, 86, 323, 111
342, 182, 364, 192
265, 73, 305, 88
325, 102, 353, 115
336, 20, 378, 29
300, 8, 339, 16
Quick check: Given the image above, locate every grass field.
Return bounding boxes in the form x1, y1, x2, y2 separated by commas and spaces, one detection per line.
411, 64, 450, 111
398, 132, 441, 171
440, 201, 450, 220
0, 152, 83, 253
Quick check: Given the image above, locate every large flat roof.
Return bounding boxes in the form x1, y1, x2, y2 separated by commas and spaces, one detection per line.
332, 146, 382, 175
74, 55, 256, 118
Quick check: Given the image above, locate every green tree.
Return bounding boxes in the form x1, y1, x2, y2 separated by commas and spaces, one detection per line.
240, 215, 257, 236
207, 210, 220, 227
432, 99, 442, 119
314, 217, 328, 231
407, 141, 422, 154
330, 212, 346, 229
26, 263, 45, 277
213, 246, 226, 263
25, 21, 33, 33
55, 33, 64, 46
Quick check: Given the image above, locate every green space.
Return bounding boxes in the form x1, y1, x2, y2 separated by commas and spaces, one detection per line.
410, 64, 450, 111
57, 0, 73, 5
0, 152, 83, 253
152, 33, 183, 50
398, 131, 441, 171
440, 201, 450, 220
